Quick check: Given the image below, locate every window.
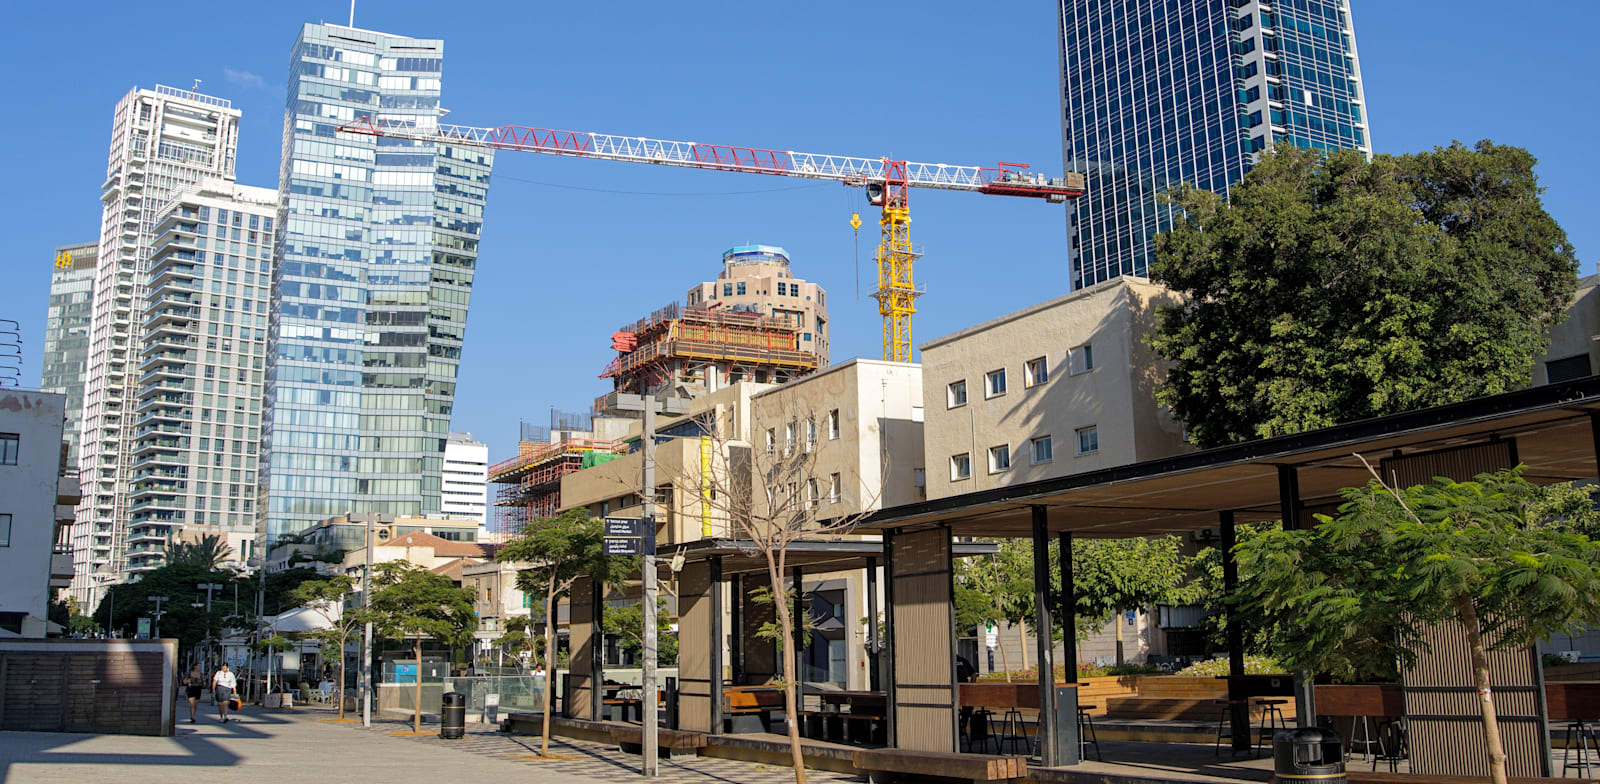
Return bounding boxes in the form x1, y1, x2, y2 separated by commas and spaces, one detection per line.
0, 433, 15, 465
723, 283, 732, 297
777, 282, 788, 296
1025, 357, 1049, 387
1031, 436, 1054, 464
765, 428, 776, 454
785, 422, 796, 454
736, 282, 747, 295
988, 445, 1011, 473
950, 453, 971, 481
806, 478, 819, 509
985, 369, 1007, 398
829, 472, 842, 503
806, 419, 817, 450
0, 514, 9, 547
1070, 344, 1096, 375
827, 409, 840, 440
947, 380, 968, 408
1076, 426, 1099, 455
1547, 355, 1592, 384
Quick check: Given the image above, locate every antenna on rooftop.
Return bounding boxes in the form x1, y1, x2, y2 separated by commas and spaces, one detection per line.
191, 78, 202, 92
349, 0, 356, 27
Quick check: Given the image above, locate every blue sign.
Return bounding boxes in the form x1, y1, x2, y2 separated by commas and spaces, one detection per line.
394, 663, 418, 684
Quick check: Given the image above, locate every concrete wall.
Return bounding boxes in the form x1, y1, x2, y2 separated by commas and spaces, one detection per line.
1532, 274, 1600, 385
920, 277, 1188, 500
0, 391, 67, 637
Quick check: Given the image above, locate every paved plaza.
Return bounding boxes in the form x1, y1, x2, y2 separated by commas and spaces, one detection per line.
0, 706, 863, 784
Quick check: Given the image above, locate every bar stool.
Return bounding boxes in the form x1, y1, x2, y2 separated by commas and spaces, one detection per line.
1077, 703, 1102, 761
1213, 699, 1248, 757
1254, 699, 1289, 757
1372, 717, 1409, 772
1346, 715, 1383, 762
997, 707, 1036, 756
1565, 719, 1600, 777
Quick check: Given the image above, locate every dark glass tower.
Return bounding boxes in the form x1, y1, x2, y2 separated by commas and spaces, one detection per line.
1059, 0, 1371, 289
262, 23, 493, 542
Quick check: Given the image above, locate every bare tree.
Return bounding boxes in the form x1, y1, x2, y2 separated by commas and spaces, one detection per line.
666, 403, 882, 784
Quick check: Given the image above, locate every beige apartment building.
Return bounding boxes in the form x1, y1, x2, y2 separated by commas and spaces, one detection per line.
685, 245, 830, 366
921, 277, 1189, 501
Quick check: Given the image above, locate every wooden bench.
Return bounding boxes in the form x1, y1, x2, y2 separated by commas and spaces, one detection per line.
799, 709, 887, 745
852, 748, 1027, 784
723, 687, 787, 734
609, 725, 707, 760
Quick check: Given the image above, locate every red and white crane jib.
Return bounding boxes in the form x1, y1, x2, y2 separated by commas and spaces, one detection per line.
337, 116, 1083, 202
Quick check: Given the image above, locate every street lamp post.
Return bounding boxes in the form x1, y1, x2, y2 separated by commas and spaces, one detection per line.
147, 596, 169, 639
197, 583, 223, 669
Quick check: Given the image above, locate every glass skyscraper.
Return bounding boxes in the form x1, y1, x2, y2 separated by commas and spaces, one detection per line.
42, 240, 99, 469
262, 23, 494, 542
1059, 0, 1371, 289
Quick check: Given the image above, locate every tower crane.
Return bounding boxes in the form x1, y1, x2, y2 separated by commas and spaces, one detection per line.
338, 117, 1086, 362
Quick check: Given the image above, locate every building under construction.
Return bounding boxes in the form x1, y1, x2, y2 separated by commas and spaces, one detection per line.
598, 301, 819, 410
488, 414, 628, 535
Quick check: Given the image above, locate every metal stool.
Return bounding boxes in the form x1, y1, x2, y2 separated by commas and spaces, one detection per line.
1371, 717, 1409, 772
1346, 715, 1383, 762
997, 708, 1036, 756
1077, 703, 1102, 761
1254, 699, 1289, 757
1213, 699, 1248, 757
1565, 720, 1600, 777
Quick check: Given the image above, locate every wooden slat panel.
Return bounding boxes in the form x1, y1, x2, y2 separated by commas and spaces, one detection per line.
891, 528, 954, 752
740, 570, 777, 682
677, 561, 713, 732
569, 576, 596, 720
1403, 618, 1547, 777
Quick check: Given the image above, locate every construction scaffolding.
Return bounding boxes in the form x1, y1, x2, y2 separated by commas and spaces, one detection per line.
489, 435, 626, 535
600, 302, 819, 405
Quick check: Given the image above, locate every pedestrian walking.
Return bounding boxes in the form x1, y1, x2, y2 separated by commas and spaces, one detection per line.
182, 666, 204, 723
212, 663, 238, 723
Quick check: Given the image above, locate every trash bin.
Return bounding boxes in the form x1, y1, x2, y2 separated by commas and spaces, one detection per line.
440, 691, 466, 740
1274, 728, 1345, 784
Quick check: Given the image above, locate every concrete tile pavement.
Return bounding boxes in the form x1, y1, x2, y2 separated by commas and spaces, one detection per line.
0, 705, 862, 784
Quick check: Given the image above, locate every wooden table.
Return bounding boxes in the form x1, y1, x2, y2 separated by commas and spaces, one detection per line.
807, 690, 887, 744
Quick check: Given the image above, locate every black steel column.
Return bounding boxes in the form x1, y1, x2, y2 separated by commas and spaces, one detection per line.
591, 578, 605, 721
792, 564, 805, 735
710, 555, 724, 734
1031, 506, 1062, 766
883, 528, 897, 747
1058, 531, 1077, 681
1222, 511, 1249, 753
730, 573, 744, 685
1277, 465, 1316, 724
866, 556, 881, 692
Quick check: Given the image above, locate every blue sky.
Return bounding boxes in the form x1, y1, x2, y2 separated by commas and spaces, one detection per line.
5, 1, 1596, 465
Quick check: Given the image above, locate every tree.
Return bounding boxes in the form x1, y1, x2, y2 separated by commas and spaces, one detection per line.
287, 575, 361, 719
1062, 537, 1198, 665
168, 534, 233, 570
496, 508, 634, 757
1149, 142, 1578, 448
603, 597, 678, 665
682, 406, 880, 784
1236, 467, 1600, 784
365, 561, 476, 733
953, 543, 1033, 680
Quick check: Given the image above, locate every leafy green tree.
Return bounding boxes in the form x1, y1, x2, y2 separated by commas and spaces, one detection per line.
1191, 523, 1278, 654
168, 534, 233, 570
1236, 469, 1600, 784
1150, 142, 1579, 448
95, 562, 233, 651
954, 543, 1033, 680
1059, 537, 1198, 665
496, 509, 634, 757
495, 623, 542, 671
603, 597, 678, 665
366, 561, 476, 733
287, 575, 361, 719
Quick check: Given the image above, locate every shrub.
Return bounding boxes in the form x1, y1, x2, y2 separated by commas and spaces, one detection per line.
1174, 655, 1283, 677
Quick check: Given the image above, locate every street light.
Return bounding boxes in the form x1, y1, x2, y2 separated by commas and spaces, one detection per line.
197, 583, 224, 669
147, 596, 170, 639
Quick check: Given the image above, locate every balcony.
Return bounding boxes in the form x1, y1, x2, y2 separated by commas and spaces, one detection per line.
57, 473, 81, 506
51, 548, 74, 588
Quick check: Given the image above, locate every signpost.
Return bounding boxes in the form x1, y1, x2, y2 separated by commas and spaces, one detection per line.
607, 392, 688, 778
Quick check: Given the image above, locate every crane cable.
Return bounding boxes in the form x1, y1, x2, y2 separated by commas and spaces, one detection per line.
850, 206, 863, 301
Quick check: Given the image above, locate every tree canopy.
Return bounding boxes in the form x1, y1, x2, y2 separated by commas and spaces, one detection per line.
1235, 469, 1600, 784
1150, 141, 1579, 448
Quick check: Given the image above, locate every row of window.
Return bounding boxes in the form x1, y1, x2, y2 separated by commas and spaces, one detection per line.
946, 345, 1096, 408
949, 427, 1099, 482
764, 409, 842, 453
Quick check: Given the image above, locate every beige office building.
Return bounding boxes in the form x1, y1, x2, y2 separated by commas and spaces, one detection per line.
686, 245, 830, 366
